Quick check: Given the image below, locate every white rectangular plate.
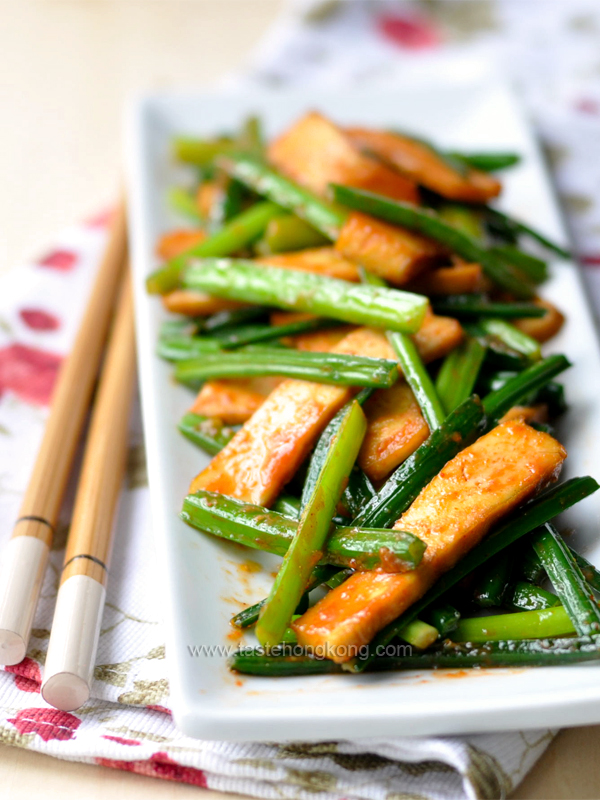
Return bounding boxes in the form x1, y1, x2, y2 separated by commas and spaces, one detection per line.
126, 77, 600, 741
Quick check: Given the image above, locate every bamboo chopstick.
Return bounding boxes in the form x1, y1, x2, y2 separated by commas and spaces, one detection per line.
42, 271, 136, 711
0, 203, 128, 666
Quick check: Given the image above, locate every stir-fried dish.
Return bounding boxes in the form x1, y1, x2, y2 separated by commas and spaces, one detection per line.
147, 111, 600, 677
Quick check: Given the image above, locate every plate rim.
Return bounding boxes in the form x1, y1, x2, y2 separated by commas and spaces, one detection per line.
125, 78, 600, 741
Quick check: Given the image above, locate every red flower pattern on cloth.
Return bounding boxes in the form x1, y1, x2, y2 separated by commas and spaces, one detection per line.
96, 752, 207, 787
5, 658, 41, 693
8, 707, 80, 742
85, 208, 115, 228
19, 308, 60, 332
377, 13, 440, 50
575, 98, 600, 115
146, 704, 172, 715
37, 249, 78, 272
102, 735, 141, 747
581, 254, 600, 265
0, 344, 62, 405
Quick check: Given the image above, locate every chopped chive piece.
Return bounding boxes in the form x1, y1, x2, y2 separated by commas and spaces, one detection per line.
180, 490, 427, 572
301, 389, 373, 512
256, 214, 330, 254
184, 258, 429, 333
272, 495, 301, 520
432, 296, 546, 319
159, 317, 204, 340
360, 265, 446, 429
473, 319, 541, 362
173, 136, 235, 165
238, 115, 264, 158
218, 153, 348, 239
166, 187, 201, 223
201, 306, 270, 333
482, 354, 570, 421
571, 549, 600, 594
174, 348, 400, 388
472, 551, 513, 608
451, 606, 578, 643
423, 604, 461, 636
342, 467, 376, 518
230, 635, 600, 676
217, 317, 337, 349
157, 336, 223, 361
256, 401, 367, 647
387, 331, 445, 430
505, 581, 561, 612
435, 338, 486, 414
484, 207, 571, 260
398, 619, 439, 649
448, 152, 521, 172
178, 413, 235, 456
531, 523, 600, 636
437, 205, 484, 239
490, 245, 548, 284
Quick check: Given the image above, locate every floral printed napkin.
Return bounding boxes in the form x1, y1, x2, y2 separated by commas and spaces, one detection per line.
0, 1, 599, 797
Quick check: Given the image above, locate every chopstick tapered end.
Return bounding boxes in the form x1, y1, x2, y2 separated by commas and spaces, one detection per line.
41, 672, 90, 712
42, 573, 106, 711
0, 629, 26, 666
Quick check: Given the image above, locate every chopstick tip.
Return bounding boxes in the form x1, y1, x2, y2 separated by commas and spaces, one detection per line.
41, 672, 90, 712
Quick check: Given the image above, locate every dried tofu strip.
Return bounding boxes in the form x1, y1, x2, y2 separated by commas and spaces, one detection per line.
500, 405, 548, 425
196, 182, 219, 219
358, 381, 430, 483
189, 378, 282, 425
268, 112, 419, 203
407, 262, 483, 296
290, 327, 353, 353
335, 212, 446, 286
346, 127, 502, 204
514, 299, 565, 343
156, 229, 206, 260
189, 327, 394, 506
412, 309, 463, 362
257, 247, 361, 282
293, 420, 566, 662
162, 290, 245, 317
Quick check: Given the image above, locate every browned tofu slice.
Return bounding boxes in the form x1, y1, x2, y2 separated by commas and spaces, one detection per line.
334, 211, 445, 285
189, 378, 281, 425
407, 262, 483, 296
268, 112, 419, 203
156, 229, 206, 260
257, 247, 361, 282
162, 290, 245, 317
346, 127, 502, 203
293, 420, 566, 661
358, 381, 430, 483
514, 299, 565, 343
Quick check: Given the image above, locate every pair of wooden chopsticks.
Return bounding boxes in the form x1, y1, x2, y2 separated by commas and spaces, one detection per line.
0, 204, 134, 711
